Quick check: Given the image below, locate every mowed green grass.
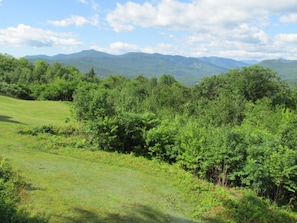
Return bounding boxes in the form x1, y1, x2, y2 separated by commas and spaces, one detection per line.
0, 95, 207, 223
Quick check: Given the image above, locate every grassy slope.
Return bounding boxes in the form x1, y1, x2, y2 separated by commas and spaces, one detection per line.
1, 95, 296, 223
0, 95, 204, 222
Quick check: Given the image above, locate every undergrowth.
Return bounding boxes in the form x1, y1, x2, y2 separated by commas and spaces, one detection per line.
0, 156, 46, 223
16, 124, 297, 222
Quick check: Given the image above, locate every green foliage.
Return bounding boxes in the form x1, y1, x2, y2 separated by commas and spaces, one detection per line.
3, 53, 297, 215
177, 125, 247, 187
0, 82, 32, 99
220, 190, 296, 223
30, 80, 77, 101
2, 94, 297, 222
145, 119, 178, 162
279, 112, 297, 149
0, 157, 46, 223
72, 85, 115, 121
86, 112, 158, 156
87, 116, 120, 151
18, 124, 78, 137
0, 54, 86, 100
69, 65, 297, 206
115, 112, 158, 155
265, 145, 297, 204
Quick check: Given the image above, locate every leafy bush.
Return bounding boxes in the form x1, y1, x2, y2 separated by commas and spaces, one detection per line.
87, 112, 158, 156
145, 119, 179, 163
0, 157, 46, 223
222, 191, 296, 223
87, 116, 120, 151
0, 82, 32, 99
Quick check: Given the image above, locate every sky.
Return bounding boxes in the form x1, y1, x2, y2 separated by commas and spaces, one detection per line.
1, 0, 297, 60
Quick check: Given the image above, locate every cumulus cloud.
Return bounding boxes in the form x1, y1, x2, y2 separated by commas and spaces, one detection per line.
280, 13, 297, 23
109, 42, 140, 53
48, 14, 99, 27
91, 41, 178, 55
274, 33, 297, 45
104, 0, 297, 60
106, 0, 297, 32
0, 24, 82, 48
91, 42, 141, 54
107, 0, 293, 32
231, 24, 270, 44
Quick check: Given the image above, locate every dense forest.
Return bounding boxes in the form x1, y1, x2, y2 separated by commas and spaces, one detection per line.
1, 53, 297, 209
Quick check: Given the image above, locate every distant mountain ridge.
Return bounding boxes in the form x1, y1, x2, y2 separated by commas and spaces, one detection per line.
25, 50, 251, 85
25, 50, 297, 85
259, 59, 297, 81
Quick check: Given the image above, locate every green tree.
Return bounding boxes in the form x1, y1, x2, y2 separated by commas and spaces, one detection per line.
192, 74, 226, 100
159, 74, 177, 86
265, 145, 297, 204
73, 85, 115, 121
85, 67, 96, 80
32, 60, 50, 83
0, 54, 18, 83
114, 76, 150, 113
230, 65, 291, 105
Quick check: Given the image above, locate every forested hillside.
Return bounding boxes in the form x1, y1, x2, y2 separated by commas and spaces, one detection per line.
1, 53, 297, 221
25, 49, 250, 85
25, 50, 297, 86
259, 59, 297, 84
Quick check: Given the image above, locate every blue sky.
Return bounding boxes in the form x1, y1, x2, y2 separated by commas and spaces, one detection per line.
1, 0, 297, 60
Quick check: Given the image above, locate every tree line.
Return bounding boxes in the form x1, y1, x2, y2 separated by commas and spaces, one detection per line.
0, 53, 98, 100
1, 53, 297, 207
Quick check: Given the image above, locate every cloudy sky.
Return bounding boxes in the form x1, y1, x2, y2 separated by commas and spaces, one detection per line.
1, 0, 297, 60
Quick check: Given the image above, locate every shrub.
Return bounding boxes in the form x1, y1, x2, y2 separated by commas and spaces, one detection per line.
0, 82, 32, 99
0, 157, 46, 223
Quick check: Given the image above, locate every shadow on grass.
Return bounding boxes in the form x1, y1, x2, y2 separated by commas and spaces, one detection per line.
203, 194, 296, 223
0, 115, 27, 125
24, 183, 45, 191
51, 204, 199, 223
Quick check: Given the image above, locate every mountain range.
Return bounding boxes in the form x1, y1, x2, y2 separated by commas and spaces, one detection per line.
25, 50, 297, 85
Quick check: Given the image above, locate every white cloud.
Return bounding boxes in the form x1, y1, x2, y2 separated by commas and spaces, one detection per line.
91, 42, 139, 54
280, 13, 297, 23
90, 0, 99, 11
91, 42, 178, 55
106, 0, 297, 32
78, 0, 99, 11
231, 24, 270, 44
110, 42, 140, 53
181, 30, 297, 60
182, 22, 271, 57
104, 0, 297, 60
0, 24, 82, 48
274, 33, 297, 45
48, 14, 99, 27
106, 2, 155, 32
92, 42, 142, 55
